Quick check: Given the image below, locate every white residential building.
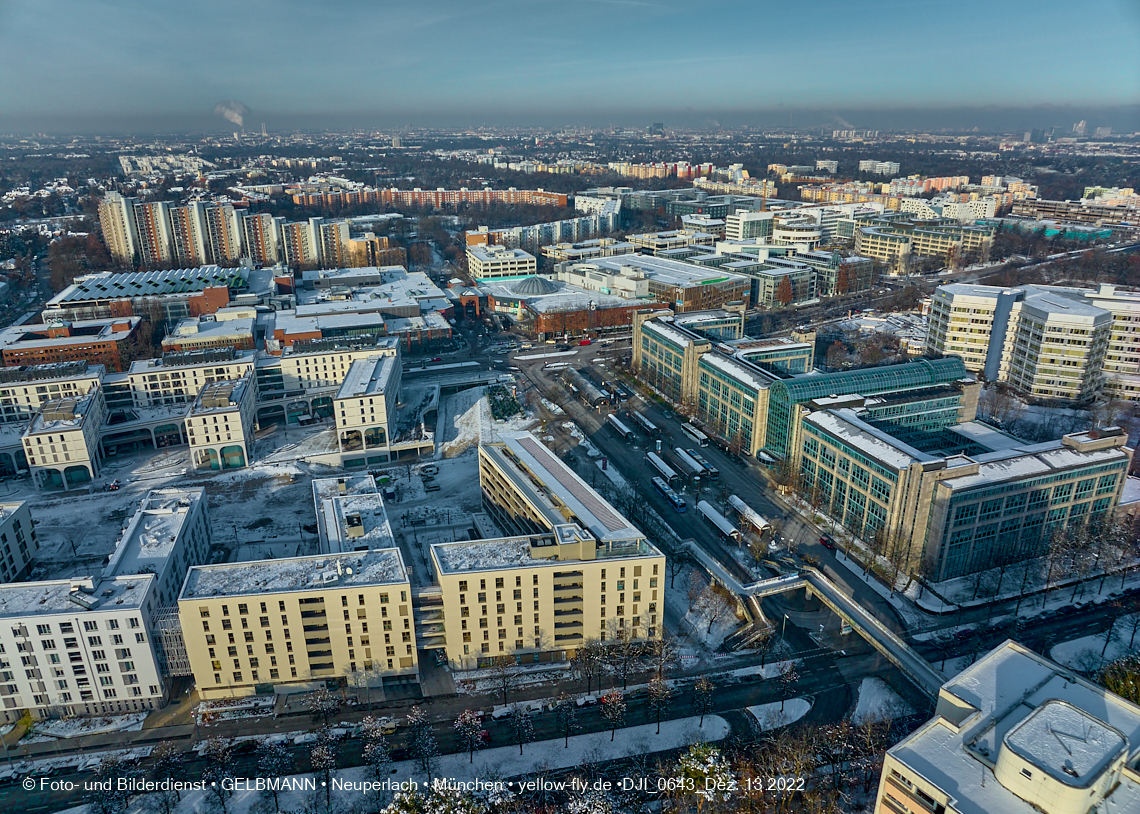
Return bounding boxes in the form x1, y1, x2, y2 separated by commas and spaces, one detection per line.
466, 245, 537, 281
312, 474, 395, 555
927, 283, 1115, 402
0, 501, 36, 582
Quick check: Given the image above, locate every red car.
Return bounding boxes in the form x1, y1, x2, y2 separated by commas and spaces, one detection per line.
819, 534, 835, 550
578, 339, 592, 346
430, 357, 443, 362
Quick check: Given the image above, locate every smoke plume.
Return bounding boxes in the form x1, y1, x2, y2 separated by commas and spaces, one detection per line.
214, 101, 251, 128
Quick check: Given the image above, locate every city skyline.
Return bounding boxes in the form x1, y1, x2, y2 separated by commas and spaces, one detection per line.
1, 0, 1138, 133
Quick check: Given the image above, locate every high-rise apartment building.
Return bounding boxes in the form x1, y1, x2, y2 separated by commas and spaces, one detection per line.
240, 212, 284, 266
98, 192, 139, 265
131, 201, 174, 267
927, 283, 1115, 402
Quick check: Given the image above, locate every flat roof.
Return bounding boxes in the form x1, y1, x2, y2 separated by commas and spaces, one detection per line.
103, 489, 204, 582
26, 387, 99, 434
47, 266, 247, 304
806, 408, 934, 470
489, 432, 643, 543
468, 245, 535, 262
189, 375, 250, 415
336, 355, 397, 400
570, 254, 749, 289
0, 576, 153, 618
889, 641, 1140, 814
698, 352, 771, 393
180, 548, 408, 600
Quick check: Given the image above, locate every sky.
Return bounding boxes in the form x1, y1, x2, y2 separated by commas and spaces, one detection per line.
1, 0, 1139, 133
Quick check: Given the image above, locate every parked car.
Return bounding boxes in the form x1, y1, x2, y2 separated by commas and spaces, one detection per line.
819, 534, 835, 550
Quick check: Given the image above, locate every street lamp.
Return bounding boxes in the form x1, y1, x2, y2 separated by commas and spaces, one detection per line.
781, 613, 789, 639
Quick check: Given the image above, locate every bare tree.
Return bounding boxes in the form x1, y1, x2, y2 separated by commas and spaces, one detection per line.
200, 737, 234, 814
406, 705, 438, 777
488, 655, 520, 705
454, 709, 485, 764
555, 692, 580, 747
646, 634, 679, 680
778, 663, 800, 712
90, 755, 134, 814
509, 703, 534, 755
647, 676, 672, 735
600, 690, 626, 741
694, 676, 715, 727
255, 740, 291, 814
307, 686, 341, 728
687, 569, 706, 612
571, 639, 605, 694
360, 716, 393, 781
699, 582, 738, 635
310, 733, 337, 814
605, 627, 644, 691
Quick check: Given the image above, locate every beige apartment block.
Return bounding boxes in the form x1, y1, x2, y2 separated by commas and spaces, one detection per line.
184, 372, 257, 470
178, 549, 417, 700
428, 433, 665, 670
466, 245, 537, 280
334, 354, 401, 454
23, 384, 107, 491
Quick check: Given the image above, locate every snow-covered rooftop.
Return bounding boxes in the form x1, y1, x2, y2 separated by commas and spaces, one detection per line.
888, 641, 1140, 814
496, 432, 643, 543
1005, 700, 1125, 784
336, 355, 397, 400
181, 548, 408, 600
805, 408, 934, 470
0, 576, 153, 618
697, 352, 771, 394
642, 319, 698, 349
569, 254, 749, 289
104, 489, 204, 583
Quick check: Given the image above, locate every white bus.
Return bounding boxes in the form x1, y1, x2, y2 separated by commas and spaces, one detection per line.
680, 423, 710, 447
646, 452, 681, 488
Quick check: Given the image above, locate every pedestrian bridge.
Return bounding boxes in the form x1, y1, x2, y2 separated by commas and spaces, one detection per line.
681, 540, 945, 700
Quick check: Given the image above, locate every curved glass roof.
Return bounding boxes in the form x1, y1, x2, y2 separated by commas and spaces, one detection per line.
770, 357, 969, 404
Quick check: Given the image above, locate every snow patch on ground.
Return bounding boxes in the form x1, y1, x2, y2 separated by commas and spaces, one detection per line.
746, 698, 812, 731
1050, 628, 1140, 674
849, 678, 915, 725
86, 716, 728, 814
30, 712, 147, 739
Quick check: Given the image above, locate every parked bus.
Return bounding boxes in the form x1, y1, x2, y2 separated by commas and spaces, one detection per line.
727, 495, 771, 535
686, 449, 720, 481
680, 423, 710, 447
605, 414, 635, 442
672, 448, 705, 483
630, 411, 659, 437
645, 452, 681, 488
652, 477, 687, 512
696, 500, 741, 542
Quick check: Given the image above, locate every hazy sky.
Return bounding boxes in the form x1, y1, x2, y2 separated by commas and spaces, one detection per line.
2, 0, 1139, 132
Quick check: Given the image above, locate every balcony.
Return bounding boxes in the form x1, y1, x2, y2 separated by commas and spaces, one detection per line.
554, 621, 583, 629
302, 624, 328, 633
308, 650, 333, 659
300, 610, 326, 619
553, 608, 582, 617
552, 596, 583, 605
305, 637, 330, 647
553, 582, 583, 592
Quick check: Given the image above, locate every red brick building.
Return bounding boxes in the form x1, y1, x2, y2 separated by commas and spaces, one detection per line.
0, 317, 143, 372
